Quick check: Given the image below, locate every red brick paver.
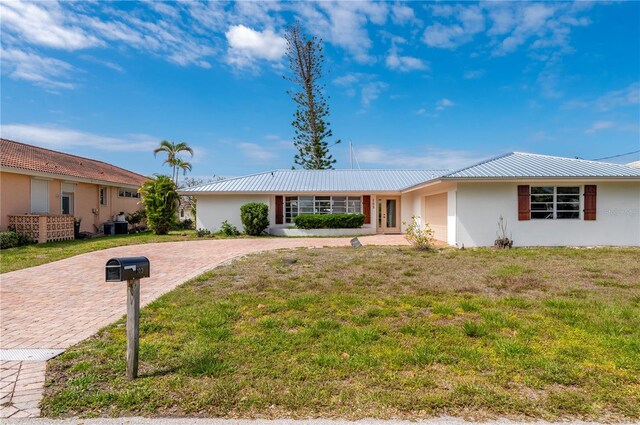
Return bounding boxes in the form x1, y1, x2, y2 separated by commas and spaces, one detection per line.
0, 235, 407, 418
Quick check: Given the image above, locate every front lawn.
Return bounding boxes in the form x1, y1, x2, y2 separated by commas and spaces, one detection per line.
0, 231, 198, 273
42, 246, 640, 420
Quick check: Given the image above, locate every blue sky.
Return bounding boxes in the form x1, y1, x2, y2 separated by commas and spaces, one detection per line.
1, 1, 639, 180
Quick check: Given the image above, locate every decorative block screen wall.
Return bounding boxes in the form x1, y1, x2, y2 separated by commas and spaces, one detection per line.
8, 215, 74, 243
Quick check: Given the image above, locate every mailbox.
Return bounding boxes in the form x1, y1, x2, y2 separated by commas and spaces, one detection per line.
106, 257, 150, 282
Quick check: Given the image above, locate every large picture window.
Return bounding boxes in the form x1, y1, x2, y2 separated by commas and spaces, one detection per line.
530, 186, 580, 219
285, 195, 362, 223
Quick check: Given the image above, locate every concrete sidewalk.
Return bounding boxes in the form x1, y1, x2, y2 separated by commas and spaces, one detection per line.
1, 417, 611, 425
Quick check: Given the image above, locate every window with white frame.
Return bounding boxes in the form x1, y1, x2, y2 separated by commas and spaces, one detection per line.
284, 195, 362, 223
99, 187, 108, 206
530, 186, 580, 219
118, 188, 140, 198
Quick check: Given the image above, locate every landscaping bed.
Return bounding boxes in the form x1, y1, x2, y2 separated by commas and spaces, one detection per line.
42, 246, 640, 420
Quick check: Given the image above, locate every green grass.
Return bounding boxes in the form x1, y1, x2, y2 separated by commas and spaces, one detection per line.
0, 231, 202, 273
42, 246, 640, 420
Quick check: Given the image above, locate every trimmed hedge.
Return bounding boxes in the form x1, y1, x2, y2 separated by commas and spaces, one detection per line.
293, 213, 365, 230
0, 231, 32, 249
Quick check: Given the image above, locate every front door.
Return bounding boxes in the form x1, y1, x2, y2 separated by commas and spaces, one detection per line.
377, 197, 401, 233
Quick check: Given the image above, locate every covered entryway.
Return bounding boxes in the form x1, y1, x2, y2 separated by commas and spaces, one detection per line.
424, 192, 448, 242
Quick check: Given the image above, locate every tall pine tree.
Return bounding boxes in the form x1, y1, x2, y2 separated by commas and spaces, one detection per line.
284, 24, 339, 169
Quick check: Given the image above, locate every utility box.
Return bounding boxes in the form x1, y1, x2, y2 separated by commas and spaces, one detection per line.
105, 257, 150, 282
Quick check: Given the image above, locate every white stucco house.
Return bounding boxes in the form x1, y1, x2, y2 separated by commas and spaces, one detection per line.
179, 152, 640, 247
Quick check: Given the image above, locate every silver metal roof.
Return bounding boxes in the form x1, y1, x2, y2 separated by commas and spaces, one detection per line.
180, 169, 450, 193
180, 152, 640, 195
443, 152, 640, 179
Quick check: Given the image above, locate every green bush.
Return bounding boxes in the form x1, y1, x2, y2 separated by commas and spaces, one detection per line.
240, 202, 269, 236
0, 231, 20, 249
403, 215, 435, 251
293, 213, 365, 229
196, 228, 212, 238
220, 220, 240, 236
139, 175, 179, 235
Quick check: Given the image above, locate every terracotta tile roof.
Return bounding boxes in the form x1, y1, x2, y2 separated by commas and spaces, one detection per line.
0, 138, 148, 187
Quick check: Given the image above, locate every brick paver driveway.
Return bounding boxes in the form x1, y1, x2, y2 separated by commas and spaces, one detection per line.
0, 235, 407, 418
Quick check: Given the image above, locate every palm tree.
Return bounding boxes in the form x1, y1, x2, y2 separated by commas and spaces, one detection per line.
153, 140, 194, 184
174, 158, 192, 184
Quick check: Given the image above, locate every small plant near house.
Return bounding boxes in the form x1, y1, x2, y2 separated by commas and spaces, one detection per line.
494, 215, 513, 249
126, 209, 147, 233
403, 215, 436, 251
1, 229, 33, 249
196, 228, 212, 238
220, 220, 240, 236
240, 202, 269, 236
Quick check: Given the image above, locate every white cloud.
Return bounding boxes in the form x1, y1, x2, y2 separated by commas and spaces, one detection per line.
386, 45, 428, 72
463, 69, 485, 79
423, 2, 595, 57
295, 1, 388, 63
361, 81, 388, 107
436, 99, 456, 110
225, 25, 286, 69
334, 73, 387, 108
391, 3, 418, 25
238, 142, 277, 163
0, 48, 76, 90
565, 83, 640, 111
0, 0, 102, 50
584, 120, 615, 135
0, 124, 159, 152
423, 5, 484, 48
357, 145, 484, 170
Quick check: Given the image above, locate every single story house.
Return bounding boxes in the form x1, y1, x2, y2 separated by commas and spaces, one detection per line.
180, 152, 640, 247
0, 138, 147, 236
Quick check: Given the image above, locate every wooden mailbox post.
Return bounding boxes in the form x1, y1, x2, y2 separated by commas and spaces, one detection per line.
105, 257, 150, 380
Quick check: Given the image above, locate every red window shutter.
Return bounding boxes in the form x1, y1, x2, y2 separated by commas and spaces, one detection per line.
517, 185, 530, 221
362, 195, 371, 224
584, 185, 597, 220
275, 195, 283, 225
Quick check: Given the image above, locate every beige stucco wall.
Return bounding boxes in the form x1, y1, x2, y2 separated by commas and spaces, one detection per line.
0, 172, 31, 230
424, 192, 448, 242
1, 171, 142, 233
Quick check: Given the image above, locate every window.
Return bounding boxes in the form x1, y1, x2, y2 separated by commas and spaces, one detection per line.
118, 188, 140, 198
530, 186, 580, 219
99, 187, 108, 206
284, 195, 363, 223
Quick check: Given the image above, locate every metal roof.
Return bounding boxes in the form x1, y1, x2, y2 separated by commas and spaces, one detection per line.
180, 169, 450, 193
443, 152, 640, 179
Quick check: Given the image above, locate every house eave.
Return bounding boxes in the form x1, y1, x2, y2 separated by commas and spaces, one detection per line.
0, 166, 143, 189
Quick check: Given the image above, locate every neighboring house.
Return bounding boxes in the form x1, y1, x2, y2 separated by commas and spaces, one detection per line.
0, 138, 147, 234
179, 152, 640, 247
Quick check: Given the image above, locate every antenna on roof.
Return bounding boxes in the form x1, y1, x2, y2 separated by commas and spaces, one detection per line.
349, 139, 361, 170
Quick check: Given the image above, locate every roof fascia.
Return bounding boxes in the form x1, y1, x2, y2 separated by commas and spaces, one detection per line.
1, 166, 143, 189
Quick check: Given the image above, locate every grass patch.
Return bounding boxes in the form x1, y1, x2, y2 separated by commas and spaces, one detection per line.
42, 246, 640, 420
0, 230, 261, 273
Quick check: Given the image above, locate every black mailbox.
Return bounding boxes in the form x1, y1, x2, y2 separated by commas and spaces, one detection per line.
106, 257, 150, 282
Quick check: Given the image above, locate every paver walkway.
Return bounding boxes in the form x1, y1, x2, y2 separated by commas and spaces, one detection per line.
0, 235, 407, 418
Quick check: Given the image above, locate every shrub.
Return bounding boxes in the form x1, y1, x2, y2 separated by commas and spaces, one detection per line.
220, 220, 240, 236
139, 175, 179, 235
403, 215, 435, 251
173, 218, 194, 230
240, 202, 269, 236
0, 231, 20, 249
196, 228, 212, 238
293, 214, 365, 229
494, 215, 513, 249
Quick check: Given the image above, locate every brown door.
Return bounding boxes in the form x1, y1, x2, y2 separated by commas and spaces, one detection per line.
377, 197, 401, 233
